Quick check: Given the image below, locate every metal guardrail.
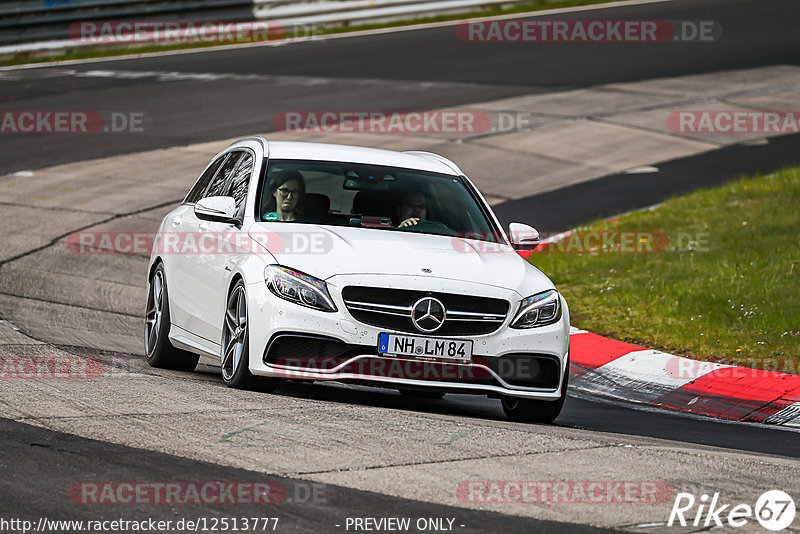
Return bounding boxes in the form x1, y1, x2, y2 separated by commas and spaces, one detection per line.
254, 0, 519, 25
0, 0, 254, 45
0, 0, 530, 53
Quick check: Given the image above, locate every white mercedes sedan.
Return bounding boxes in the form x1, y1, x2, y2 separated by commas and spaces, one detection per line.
144, 137, 570, 423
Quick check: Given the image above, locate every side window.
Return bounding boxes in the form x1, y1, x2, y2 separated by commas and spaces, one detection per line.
224, 152, 254, 216
185, 155, 226, 204
205, 151, 242, 199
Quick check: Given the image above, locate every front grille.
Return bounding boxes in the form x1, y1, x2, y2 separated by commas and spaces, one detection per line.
341, 286, 509, 336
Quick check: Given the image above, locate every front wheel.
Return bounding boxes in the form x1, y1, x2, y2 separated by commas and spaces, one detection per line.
501, 362, 569, 424
220, 281, 276, 392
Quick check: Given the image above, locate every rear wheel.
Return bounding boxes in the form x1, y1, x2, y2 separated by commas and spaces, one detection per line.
501, 362, 569, 424
221, 280, 277, 392
144, 264, 199, 371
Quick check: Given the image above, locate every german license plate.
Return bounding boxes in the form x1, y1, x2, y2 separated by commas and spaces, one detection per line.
378, 333, 472, 361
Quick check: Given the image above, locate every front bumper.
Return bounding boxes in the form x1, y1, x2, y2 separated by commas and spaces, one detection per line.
246, 275, 569, 400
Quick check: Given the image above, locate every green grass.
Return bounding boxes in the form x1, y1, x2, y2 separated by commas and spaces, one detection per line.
529, 167, 800, 373
0, 0, 621, 67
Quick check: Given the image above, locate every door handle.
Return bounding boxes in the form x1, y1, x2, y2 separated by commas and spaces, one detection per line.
170, 216, 182, 227
198, 223, 210, 232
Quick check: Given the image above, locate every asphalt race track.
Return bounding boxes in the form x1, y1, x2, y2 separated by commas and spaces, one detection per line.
1, 418, 610, 534
1, 0, 799, 173
492, 132, 800, 230
1, 0, 799, 531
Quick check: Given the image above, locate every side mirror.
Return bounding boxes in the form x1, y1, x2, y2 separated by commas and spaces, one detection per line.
508, 222, 540, 251
194, 196, 238, 224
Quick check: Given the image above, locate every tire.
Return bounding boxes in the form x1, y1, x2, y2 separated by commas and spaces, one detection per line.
220, 280, 277, 392
398, 389, 446, 400
144, 263, 199, 371
501, 362, 569, 424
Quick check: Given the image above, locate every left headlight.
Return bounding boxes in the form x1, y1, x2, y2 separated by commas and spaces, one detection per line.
510, 289, 561, 328
265, 265, 337, 312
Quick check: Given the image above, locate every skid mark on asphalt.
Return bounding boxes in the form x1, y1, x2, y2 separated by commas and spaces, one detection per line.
0, 197, 181, 269
219, 418, 471, 449
291, 443, 619, 477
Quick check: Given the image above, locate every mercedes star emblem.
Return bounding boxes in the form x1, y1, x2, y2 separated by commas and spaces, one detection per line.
411, 297, 446, 333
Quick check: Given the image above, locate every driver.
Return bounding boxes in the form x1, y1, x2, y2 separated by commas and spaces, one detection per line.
396, 190, 427, 227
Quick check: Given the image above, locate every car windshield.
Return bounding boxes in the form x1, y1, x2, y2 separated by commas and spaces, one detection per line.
258, 159, 502, 243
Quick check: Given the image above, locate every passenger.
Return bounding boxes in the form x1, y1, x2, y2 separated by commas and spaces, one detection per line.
263, 170, 305, 221
395, 190, 427, 228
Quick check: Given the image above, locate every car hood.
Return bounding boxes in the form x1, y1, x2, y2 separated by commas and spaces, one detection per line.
249, 223, 554, 297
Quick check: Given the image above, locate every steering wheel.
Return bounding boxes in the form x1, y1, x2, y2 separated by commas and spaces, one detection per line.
396, 219, 456, 236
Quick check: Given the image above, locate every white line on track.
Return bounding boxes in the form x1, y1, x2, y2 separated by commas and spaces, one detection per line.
0, 0, 677, 72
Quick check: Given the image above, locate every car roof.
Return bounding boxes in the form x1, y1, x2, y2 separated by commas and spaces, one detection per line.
240, 140, 460, 176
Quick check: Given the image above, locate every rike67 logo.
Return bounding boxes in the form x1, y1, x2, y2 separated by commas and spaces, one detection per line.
669, 490, 796, 531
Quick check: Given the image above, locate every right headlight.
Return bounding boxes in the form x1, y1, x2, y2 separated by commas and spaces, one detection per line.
510, 290, 561, 328
265, 265, 337, 312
